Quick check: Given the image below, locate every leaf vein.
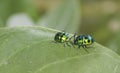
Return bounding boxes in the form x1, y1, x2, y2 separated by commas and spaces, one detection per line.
34, 53, 120, 73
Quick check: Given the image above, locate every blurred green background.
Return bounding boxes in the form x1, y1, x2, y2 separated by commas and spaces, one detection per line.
0, 0, 120, 54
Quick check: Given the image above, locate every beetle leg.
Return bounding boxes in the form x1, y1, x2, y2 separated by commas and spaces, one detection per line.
85, 45, 93, 49
78, 45, 81, 48
82, 45, 89, 53
69, 36, 73, 41
66, 42, 71, 47
85, 45, 88, 48
73, 33, 77, 43
69, 33, 77, 48
69, 33, 76, 42
69, 41, 75, 48
64, 43, 66, 47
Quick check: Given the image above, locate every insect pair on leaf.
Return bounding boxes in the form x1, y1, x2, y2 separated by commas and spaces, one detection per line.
54, 32, 94, 52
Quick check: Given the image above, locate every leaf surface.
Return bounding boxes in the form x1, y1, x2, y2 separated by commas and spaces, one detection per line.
0, 27, 120, 73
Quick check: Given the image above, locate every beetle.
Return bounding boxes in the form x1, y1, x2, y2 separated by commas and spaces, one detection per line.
54, 32, 71, 47
70, 33, 94, 52
73, 34, 94, 48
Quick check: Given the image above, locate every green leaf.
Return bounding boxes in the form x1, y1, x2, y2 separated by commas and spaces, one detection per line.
39, 0, 80, 33
108, 34, 120, 55
0, 26, 120, 73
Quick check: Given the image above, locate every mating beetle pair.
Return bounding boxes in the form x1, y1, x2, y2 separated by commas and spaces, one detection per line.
54, 32, 94, 49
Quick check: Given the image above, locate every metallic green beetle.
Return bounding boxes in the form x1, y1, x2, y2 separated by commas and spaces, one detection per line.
73, 34, 94, 48
54, 32, 71, 47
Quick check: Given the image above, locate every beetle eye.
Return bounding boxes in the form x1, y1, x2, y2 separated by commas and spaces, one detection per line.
88, 40, 90, 43
85, 37, 87, 39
